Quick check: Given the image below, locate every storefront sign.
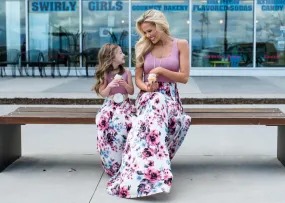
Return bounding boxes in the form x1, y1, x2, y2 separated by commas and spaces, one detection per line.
257, 0, 285, 11
31, 1, 77, 12
132, 4, 188, 12
88, 1, 123, 11
30, 1, 124, 12
193, 0, 253, 12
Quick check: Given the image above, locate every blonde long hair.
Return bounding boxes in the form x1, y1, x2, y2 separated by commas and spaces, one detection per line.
135, 9, 170, 67
92, 43, 125, 94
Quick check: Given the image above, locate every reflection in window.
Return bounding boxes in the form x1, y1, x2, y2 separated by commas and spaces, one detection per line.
82, 0, 129, 74
256, 2, 285, 67
192, 0, 254, 68
0, 0, 25, 55
131, 0, 189, 67
29, 0, 79, 69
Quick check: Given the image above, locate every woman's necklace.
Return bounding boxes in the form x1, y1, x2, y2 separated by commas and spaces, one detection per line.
153, 42, 165, 69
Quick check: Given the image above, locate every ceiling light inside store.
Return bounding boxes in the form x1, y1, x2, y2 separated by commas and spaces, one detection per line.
219, 20, 223, 24
256, 20, 259, 24
187, 20, 190, 24
122, 20, 125, 24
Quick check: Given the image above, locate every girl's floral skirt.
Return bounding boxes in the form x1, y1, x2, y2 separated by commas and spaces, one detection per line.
106, 82, 191, 198
96, 98, 134, 176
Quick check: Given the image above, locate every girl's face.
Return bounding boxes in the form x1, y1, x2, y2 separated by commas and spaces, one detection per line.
113, 47, 125, 67
140, 22, 161, 44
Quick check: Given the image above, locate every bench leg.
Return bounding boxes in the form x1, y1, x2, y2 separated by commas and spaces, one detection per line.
0, 125, 21, 172
277, 126, 285, 167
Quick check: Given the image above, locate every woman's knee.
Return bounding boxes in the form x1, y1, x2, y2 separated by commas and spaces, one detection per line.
149, 92, 166, 105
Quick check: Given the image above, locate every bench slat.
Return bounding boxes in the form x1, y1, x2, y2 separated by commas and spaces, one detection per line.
15, 107, 282, 114
0, 117, 93, 124
15, 107, 100, 113
184, 108, 282, 113
5, 112, 285, 118
1, 116, 285, 125
5, 113, 95, 118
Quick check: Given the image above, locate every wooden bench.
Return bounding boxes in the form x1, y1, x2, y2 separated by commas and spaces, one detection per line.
1, 107, 285, 172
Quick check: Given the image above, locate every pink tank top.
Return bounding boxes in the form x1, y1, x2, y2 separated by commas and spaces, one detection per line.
106, 70, 128, 95
144, 38, 180, 82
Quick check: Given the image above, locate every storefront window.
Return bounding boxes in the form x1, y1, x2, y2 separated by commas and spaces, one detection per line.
131, 0, 189, 67
0, 0, 25, 58
82, 0, 129, 74
256, 1, 285, 67
29, 0, 79, 75
192, 0, 254, 68
2, 0, 285, 77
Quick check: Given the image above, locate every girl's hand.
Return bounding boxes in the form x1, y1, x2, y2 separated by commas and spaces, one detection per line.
146, 82, 158, 92
117, 79, 128, 88
107, 79, 119, 89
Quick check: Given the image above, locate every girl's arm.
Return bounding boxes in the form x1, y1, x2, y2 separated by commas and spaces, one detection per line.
99, 74, 118, 97
118, 68, 134, 95
149, 39, 190, 84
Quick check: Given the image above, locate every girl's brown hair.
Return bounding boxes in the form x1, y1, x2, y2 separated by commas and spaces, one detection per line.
92, 43, 125, 94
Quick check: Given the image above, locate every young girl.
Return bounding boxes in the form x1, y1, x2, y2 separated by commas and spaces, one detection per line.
92, 43, 135, 176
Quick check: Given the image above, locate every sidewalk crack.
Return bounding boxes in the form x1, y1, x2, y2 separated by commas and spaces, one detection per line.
89, 171, 104, 203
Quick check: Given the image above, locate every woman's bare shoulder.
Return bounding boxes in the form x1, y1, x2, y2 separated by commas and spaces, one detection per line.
176, 39, 189, 47
176, 39, 189, 53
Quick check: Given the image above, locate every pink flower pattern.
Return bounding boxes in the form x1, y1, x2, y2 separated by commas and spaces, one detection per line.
96, 99, 134, 176
106, 82, 191, 198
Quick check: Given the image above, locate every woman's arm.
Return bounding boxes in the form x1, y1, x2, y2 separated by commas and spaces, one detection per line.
118, 68, 134, 95
150, 39, 190, 84
135, 65, 148, 91
135, 65, 158, 92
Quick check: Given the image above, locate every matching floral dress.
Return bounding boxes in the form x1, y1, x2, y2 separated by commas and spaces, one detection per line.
96, 39, 191, 198
96, 71, 134, 176
106, 82, 191, 198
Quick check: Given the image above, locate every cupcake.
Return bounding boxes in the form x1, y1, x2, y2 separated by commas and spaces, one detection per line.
114, 74, 122, 80
148, 73, 157, 83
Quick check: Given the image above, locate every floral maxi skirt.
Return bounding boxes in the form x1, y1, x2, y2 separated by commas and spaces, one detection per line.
96, 98, 134, 176
106, 82, 191, 198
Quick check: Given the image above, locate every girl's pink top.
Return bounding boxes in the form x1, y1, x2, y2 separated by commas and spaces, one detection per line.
106, 70, 128, 95
143, 38, 180, 82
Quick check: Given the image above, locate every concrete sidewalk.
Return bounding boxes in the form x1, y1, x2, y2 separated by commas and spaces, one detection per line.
0, 104, 285, 203
0, 76, 285, 99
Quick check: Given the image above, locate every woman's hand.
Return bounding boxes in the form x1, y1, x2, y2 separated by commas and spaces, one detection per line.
149, 67, 162, 76
146, 82, 158, 92
146, 67, 160, 92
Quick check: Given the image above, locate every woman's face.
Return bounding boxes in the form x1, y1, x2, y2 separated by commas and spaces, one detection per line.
113, 47, 125, 66
140, 22, 161, 44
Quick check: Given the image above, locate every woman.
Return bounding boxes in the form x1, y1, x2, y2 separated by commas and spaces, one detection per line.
106, 9, 191, 198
